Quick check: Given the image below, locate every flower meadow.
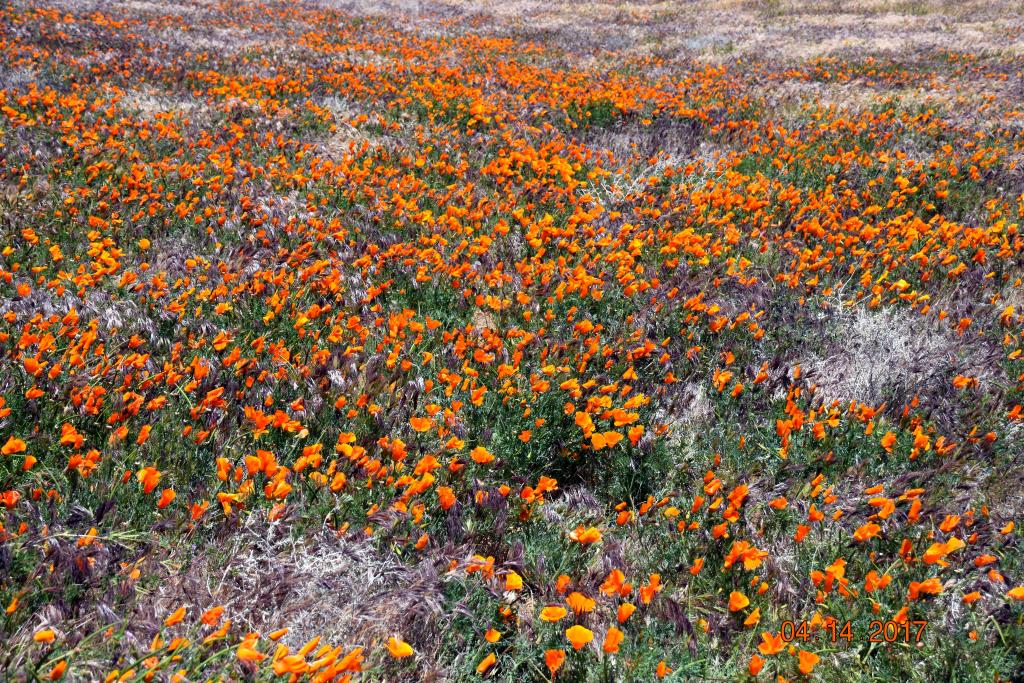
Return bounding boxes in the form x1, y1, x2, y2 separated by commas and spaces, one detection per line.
1, 0, 1024, 680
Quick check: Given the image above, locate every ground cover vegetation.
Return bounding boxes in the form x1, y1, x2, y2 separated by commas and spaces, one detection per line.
1, 0, 1024, 680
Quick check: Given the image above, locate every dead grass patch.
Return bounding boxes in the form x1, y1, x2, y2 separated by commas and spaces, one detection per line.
803, 303, 994, 409
145, 517, 448, 675
120, 87, 206, 120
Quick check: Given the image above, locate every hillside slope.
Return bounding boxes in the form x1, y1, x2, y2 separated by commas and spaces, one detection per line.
1, 0, 1023, 680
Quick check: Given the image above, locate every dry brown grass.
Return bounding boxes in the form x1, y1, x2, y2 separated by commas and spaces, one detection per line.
324, 0, 1024, 61
803, 302, 999, 410
144, 517, 449, 677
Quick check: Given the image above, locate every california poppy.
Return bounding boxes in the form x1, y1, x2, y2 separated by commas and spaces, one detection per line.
545, 649, 565, 676
728, 591, 749, 612
602, 626, 624, 654
386, 636, 414, 659
540, 606, 567, 622
476, 652, 496, 674
797, 650, 820, 674
565, 625, 593, 650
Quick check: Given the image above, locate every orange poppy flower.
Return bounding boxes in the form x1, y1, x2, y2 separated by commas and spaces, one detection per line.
565, 625, 593, 650
163, 606, 186, 627
797, 650, 820, 674
1, 437, 26, 455
476, 652, 496, 674
47, 662, 67, 681
617, 602, 636, 623
386, 636, 414, 658
602, 626, 624, 654
157, 488, 176, 509
470, 445, 494, 464
33, 628, 56, 643
540, 606, 567, 622
728, 591, 749, 612
569, 526, 602, 544
566, 592, 595, 614
758, 631, 786, 655
409, 417, 432, 432
544, 649, 565, 676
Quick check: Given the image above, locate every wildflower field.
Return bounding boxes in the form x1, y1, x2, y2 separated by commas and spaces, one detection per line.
2, 0, 1024, 680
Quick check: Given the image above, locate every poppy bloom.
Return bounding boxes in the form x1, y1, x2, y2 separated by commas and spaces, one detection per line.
540, 606, 567, 622
639, 574, 662, 604
728, 591, 749, 612
505, 571, 523, 591
758, 631, 786, 655
602, 626, 624, 654
797, 650, 820, 674
136, 467, 161, 494
617, 603, 636, 623
590, 431, 623, 450
545, 649, 565, 676
157, 488, 176, 509
409, 417, 432, 432
565, 624, 593, 650
34, 628, 56, 643
566, 592, 595, 614
476, 652, 496, 674
386, 636, 414, 658
237, 636, 266, 663
569, 526, 601, 544
437, 487, 456, 510
470, 445, 494, 464
47, 662, 67, 681
880, 431, 897, 452
1, 437, 26, 455
164, 606, 186, 626
200, 606, 224, 626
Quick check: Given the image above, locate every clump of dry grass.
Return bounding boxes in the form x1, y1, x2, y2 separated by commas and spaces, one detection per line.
120, 88, 206, 120
804, 303, 995, 410
138, 515, 449, 677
